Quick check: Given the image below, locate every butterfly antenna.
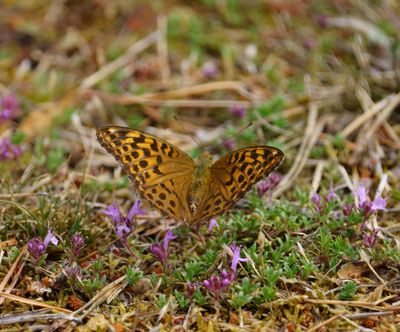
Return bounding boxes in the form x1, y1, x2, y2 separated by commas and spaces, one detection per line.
217, 122, 253, 149
172, 115, 201, 146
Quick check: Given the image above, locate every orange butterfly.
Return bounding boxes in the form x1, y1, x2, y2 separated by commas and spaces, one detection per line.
97, 126, 284, 225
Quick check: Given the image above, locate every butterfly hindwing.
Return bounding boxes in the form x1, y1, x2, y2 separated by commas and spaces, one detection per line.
192, 180, 233, 223
96, 126, 195, 220
193, 146, 285, 222
137, 176, 192, 222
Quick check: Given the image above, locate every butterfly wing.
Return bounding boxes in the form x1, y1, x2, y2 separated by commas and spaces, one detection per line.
192, 146, 284, 222
96, 126, 195, 221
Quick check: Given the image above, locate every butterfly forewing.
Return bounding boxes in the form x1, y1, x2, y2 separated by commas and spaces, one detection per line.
96, 126, 195, 221
193, 146, 284, 222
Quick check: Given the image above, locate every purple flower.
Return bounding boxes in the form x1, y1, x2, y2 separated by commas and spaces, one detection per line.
201, 244, 248, 299
208, 218, 219, 232
325, 190, 338, 203
315, 15, 330, 28
128, 199, 145, 219
311, 190, 340, 214
229, 244, 248, 273
257, 172, 283, 197
0, 138, 23, 161
362, 228, 380, 248
149, 243, 167, 265
43, 230, 58, 246
355, 185, 386, 216
27, 238, 46, 260
150, 230, 176, 268
202, 61, 219, 79
64, 264, 83, 279
103, 200, 143, 256
0, 93, 20, 122
343, 204, 354, 216
356, 186, 368, 207
186, 282, 198, 296
228, 105, 247, 118
202, 269, 234, 299
71, 233, 85, 257
27, 229, 58, 261
162, 230, 176, 251
222, 138, 236, 151
102, 201, 121, 223
303, 37, 316, 49
103, 200, 143, 241
371, 197, 386, 211
311, 193, 322, 213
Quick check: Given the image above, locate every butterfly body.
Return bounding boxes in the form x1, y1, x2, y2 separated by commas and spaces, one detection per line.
188, 152, 213, 214
97, 126, 284, 225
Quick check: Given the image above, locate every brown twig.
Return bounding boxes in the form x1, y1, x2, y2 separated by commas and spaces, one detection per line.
273, 104, 328, 197
0, 292, 72, 314
79, 32, 160, 90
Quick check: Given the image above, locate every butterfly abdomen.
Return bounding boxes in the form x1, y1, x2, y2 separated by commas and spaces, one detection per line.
187, 152, 213, 215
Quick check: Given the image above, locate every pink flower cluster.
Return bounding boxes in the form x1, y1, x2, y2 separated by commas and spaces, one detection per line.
27, 230, 58, 262
0, 137, 23, 161
0, 93, 20, 122
149, 230, 177, 268
103, 200, 144, 256
202, 244, 248, 298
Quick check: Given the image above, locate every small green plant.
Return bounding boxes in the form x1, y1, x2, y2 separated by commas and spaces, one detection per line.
229, 291, 252, 309
194, 289, 207, 306
156, 294, 168, 309
202, 248, 219, 266
253, 95, 286, 128
301, 261, 316, 279
47, 147, 65, 173
10, 131, 25, 145
373, 239, 400, 263
92, 259, 105, 273
339, 281, 358, 301
229, 278, 259, 309
174, 290, 190, 309
8, 247, 20, 262
264, 267, 282, 287
184, 260, 205, 281
126, 267, 144, 286
254, 285, 277, 305
329, 133, 345, 150
81, 274, 107, 293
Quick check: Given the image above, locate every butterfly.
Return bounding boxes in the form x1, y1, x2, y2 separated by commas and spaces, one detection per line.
96, 126, 284, 225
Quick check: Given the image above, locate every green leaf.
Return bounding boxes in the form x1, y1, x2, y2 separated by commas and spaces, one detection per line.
126, 267, 143, 286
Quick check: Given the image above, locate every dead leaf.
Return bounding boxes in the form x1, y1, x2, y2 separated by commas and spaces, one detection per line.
27, 280, 52, 295
18, 94, 75, 141
337, 262, 369, 280
363, 284, 384, 303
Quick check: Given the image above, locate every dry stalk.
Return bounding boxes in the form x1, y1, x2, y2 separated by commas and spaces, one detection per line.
0, 246, 27, 305
309, 161, 325, 198
80, 32, 160, 90
273, 104, 328, 197
157, 15, 171, 86
0, 292, 72, 314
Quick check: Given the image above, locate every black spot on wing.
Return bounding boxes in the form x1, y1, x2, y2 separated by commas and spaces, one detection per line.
139, 160, 148, 168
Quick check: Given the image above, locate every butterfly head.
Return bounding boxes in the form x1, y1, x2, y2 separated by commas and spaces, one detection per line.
198, 150, 213, 163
